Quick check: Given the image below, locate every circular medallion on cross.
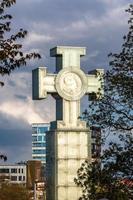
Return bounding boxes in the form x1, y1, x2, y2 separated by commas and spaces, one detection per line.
55, 67, 88, 101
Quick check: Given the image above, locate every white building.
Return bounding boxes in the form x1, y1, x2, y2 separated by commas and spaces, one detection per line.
0, 164, 26, 185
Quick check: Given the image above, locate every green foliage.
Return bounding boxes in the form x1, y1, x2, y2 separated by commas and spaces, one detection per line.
0, 183, 30, 200
0, 0, 41, 86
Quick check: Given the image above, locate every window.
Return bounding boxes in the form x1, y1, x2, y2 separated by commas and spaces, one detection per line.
38, 127, 48, 133
22, 168, 23, 173
19, 176, 22, 181
42, 135, 46, 142
0, 175, 10, 180
32, 136, 37, 141
38, 136, 42, 141
32, 127, 37, 134
23, 176, 25, 181
32, 149, 46, 154
0, 168, 9, 173
33, 156, 46, 161
32, 143, 45, 147
11, 168, 17, 173
11, 176, 17, 181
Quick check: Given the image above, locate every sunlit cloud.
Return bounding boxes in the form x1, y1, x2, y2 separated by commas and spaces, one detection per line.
0, 98, 45, 124
24, 32, 54, 48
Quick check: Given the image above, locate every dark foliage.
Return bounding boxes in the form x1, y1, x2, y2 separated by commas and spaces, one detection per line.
83, 5, 133, 133
75, 134, 133, 200
0, 154, 7, 161
75, 4, 133, 200
0, 183, 30, 200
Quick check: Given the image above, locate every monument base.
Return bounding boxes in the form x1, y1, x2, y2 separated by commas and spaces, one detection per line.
46, 121, 91, 200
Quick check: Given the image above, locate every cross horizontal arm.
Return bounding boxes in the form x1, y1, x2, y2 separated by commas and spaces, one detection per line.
32, 67, 56, 100
86, 69, 104, 98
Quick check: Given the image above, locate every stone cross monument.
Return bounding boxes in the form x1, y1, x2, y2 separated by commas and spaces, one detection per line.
32, 46, 103, 200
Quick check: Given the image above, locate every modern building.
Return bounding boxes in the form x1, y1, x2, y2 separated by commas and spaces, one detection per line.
32, 123, 50, 165
0, 164, 26, 185
91, 126, 101, 161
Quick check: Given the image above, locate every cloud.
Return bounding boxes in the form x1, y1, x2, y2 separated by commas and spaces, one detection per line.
21, 3, 128, 47
0, 98, 44, 124
24, 32, 54, 48
0, 72, 55, 128
99, 0, 131, 7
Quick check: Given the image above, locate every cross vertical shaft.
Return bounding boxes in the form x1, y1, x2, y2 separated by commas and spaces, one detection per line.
51, 46, 86, 127
50, 46, 86, 71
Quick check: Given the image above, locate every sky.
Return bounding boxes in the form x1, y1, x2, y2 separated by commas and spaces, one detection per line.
0, 0, 132, 163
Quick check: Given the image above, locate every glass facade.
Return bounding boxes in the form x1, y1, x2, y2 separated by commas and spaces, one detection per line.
32, 123, 50, 165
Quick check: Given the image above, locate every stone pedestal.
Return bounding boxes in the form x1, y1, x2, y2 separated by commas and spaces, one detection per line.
46, 121, 91, 200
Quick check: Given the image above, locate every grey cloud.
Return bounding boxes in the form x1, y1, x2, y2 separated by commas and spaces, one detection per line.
12, 0, 131, 33
13, 0, 106, 25
15, 94, 27, 100
0, 112, 30, 130
8, 80, 16, 87
7, 0, 130, 71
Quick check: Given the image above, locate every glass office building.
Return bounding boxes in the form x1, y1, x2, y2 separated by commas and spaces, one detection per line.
32, 123, 50, 165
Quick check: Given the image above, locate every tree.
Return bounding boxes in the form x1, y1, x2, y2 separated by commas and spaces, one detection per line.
0, 154, 7, 161
0, 0, 41, 86
75, 134, 133, 200
75, 4, 133, 200
85, 5, 133, 133
0, 183, 31, 200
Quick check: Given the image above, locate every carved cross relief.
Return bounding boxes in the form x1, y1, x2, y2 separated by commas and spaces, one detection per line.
32, 46, 103, 128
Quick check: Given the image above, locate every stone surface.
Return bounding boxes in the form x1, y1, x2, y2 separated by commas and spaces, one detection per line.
32, 46, 104, 200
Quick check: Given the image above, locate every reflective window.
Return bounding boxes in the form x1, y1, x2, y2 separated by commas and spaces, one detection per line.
38, 127, 48, 133
32, 127, 37, 134
42, 136, 46, 142
33, 156, 46, 161
38, 136, 42, 141
32, 143, 45, 147
32, 136, 37, 141
32, 149, 46, 154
